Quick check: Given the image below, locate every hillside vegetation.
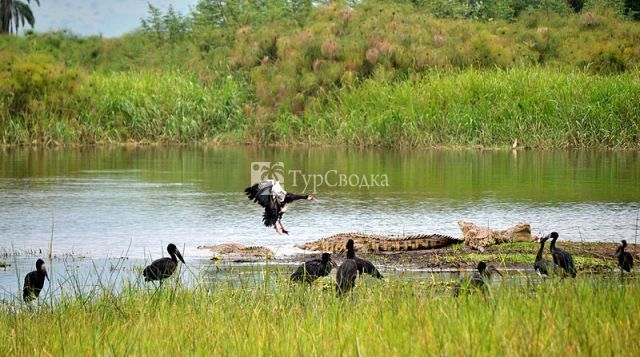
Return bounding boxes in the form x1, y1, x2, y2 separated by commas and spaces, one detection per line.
1, 0, 639, 147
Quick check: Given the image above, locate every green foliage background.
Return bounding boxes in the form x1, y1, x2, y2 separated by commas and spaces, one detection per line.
1, 0, 639, 147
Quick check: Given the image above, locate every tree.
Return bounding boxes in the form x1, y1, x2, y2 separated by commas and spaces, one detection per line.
1, 0, 40, 34
141, 4, 190, 43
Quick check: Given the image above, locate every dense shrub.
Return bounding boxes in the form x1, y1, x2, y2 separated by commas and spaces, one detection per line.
218, 1, 640, 116
0, 51, 82, 116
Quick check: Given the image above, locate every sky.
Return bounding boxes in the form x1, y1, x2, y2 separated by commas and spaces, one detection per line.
28, 0, 198, 38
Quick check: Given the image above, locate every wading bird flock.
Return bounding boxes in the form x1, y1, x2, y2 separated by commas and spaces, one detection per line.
20, 180, 636, 301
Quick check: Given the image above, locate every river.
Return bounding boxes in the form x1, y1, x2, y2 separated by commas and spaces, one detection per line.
1, 146, 638, 298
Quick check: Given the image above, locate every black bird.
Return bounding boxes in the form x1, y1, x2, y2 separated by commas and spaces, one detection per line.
336, 241, 359, 297
143, 244, 185, 283
454, 261, 502, 296
549, 232, 577, 278
290, 252, 337, 283
23, 258, 49, 302
470, 261, 502, 289
616, 240, 633, 275
345, 239, 384, 279
245, 179, 317, 234
534, 235, 556, 277
336, 259, 358, 295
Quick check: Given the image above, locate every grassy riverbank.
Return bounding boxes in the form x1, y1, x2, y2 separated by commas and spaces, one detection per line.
300, 69, 640, 147
2, 68, 639, 148
232, 241, 639, 272
1, 277, 638, 355
2, 1, 640, 148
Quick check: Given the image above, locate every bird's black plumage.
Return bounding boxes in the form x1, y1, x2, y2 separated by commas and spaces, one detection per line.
143, 243, 185, 283
534, 235, 556, 277
336, 259, 358, 295
336, 245, 358, 296
469, 261, 502, 290
290, 252, 336, 283
616, 240, 633, 273
23, 258, 48, 302
245, 180, 316, 234
345, 239, 384, 279
549, 232, 577, 278
454, 261, 502, 296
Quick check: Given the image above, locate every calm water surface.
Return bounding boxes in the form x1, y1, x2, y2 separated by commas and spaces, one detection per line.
1, 147, 639, 258
1, 147, 639, 296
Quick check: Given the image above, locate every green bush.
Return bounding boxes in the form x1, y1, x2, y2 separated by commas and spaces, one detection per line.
0, 51, 83, 116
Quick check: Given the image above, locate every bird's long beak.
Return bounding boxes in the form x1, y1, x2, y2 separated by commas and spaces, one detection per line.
44, 267, 50, 281
176, 249, 185, 264
494, 269, 503, 277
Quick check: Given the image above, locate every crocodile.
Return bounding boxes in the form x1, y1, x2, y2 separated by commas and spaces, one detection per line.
197, 243, 274, 261
295, 232, 463, 253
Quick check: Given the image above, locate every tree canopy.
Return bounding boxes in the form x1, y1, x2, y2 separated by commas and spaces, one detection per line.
1, 0, 40, 34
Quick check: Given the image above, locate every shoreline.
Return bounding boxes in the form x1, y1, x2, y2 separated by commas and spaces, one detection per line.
207, 241, 639, 272
2, 141, 640, 151
3, 241, 637, 272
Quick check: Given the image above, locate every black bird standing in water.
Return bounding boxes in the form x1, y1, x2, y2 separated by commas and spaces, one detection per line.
469, 261, 502, 290
454, 261, 502, 296
143, 244, 185, 284
345, 239, 384, 279
534, 235, 556, 277
616, 240, 633, 275
245, 180, 317, 234
548, 232, 577, 278
290, 252, 337, 283
23, 258, 49, 302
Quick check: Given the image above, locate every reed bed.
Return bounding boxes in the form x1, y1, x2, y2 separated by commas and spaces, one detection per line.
278, 68, 640, 147
1, 274, 638, 355
2, 68, 639, 148
0, 71, 250, 145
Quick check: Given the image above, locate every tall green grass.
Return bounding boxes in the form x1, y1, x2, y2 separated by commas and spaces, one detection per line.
1, 277, 638, 355
283, 68, 640, 147
2, 68, 639, 147
82, 71, 250, 143
1, 70, 250, 145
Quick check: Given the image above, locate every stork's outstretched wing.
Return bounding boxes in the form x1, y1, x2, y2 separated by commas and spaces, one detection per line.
246, 180, 275, 207
245, 180, 287, 227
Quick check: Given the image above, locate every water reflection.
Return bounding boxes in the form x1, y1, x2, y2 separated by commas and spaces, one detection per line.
0, 147, 638, 261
